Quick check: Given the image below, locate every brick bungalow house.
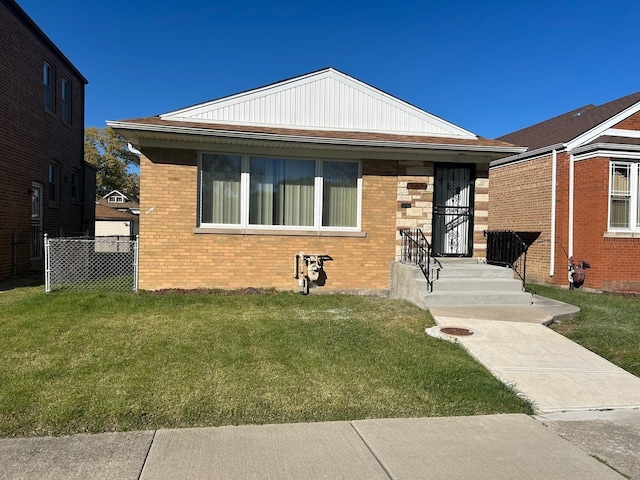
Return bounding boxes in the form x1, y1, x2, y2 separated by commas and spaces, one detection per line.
0, 0, 95, 280
108, 68, 523, 292
489, 91, 640, 293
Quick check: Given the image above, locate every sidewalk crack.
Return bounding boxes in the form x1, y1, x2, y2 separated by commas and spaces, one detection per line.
349, 422, 395, 480
137, 430, 157, 480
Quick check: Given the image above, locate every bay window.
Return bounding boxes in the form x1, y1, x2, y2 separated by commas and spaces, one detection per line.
199, 153, 361, 230
609, 161, 640, 231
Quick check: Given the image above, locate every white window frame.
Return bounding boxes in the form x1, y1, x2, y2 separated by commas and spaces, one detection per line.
608, 160, 639, 232
198, 152, 362, 232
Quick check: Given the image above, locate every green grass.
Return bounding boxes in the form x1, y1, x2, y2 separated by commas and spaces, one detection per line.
0, 288, 532, 437
530, 284, 640, 377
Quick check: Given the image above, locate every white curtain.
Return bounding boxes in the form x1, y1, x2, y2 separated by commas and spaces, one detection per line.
282, 160, 314, 226
250, 157, 314, 226
322, 161, 358, 227
201, 154, 241, 224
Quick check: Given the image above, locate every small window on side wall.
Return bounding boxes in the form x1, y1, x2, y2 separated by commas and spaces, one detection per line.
609, 160, 639, 231
43, 61, 54, 112
61, 78, 72, 124
48, 163, 59, 205
71, 169, 80, 202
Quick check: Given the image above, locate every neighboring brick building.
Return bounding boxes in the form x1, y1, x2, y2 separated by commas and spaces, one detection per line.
490, 92, 640, 293
0, 0, 94, 280
109, 68, 522, 292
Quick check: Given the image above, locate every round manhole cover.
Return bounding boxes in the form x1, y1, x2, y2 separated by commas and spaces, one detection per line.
440, 327, 473, 336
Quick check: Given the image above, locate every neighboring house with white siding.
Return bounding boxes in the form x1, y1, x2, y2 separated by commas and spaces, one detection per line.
95, 190, 139, 239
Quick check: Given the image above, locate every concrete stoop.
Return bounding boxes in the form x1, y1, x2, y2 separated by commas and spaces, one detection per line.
425, 259, 532, 307
390, 260, 532, 308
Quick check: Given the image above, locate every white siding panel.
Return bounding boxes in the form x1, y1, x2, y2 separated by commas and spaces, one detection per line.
162, 69, 476, 138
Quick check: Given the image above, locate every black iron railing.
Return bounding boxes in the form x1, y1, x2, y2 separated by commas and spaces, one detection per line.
400, 228, 441, 291
484, 230, 528, 285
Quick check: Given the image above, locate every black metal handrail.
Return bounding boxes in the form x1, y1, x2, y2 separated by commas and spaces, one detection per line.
400, 228, 441, 292
484, 230, 528, 285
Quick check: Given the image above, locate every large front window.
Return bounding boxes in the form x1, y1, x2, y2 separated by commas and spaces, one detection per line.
609, 161, 639, 231
199, 153, 360, 230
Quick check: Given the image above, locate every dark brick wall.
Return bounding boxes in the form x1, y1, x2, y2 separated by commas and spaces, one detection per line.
0, 1, 89, 279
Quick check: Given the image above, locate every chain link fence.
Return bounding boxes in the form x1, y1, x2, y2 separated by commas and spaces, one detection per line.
44, 235, 138, 293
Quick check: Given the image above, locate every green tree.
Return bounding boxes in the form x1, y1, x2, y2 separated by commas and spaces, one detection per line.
84, 127, 140, 198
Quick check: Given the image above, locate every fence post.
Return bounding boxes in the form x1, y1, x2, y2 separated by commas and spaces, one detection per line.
133, 235, 139, 292
44, 234, 50, 293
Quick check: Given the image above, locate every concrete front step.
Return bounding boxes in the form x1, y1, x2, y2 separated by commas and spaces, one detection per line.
424, 291, 533, 307
427, 259, 530, 306
390, 262, 531, 309
433, 277, 524, 293
436, 263, 516, 279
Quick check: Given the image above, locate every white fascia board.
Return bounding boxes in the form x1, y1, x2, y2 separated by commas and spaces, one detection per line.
103, 189, 127, 199
571, 143, 640, 161
565, 101, 640, 151
160, 68, 478, 139
107, 121, 523, 155
603, 128, 640, 138
489, 143, 565, 168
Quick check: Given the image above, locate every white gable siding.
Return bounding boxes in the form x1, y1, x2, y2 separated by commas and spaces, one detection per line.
162, 69, 476, 139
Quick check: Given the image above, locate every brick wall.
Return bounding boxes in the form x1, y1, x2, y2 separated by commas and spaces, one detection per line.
491, 152, 640, 293
613, 111, 640, 130
396, 160, 434, 258
474, 165, 489, 258
0, 1, 88, 279
137, 148, 398, 292
573, 157, 640, 292
489, 155, 554, 283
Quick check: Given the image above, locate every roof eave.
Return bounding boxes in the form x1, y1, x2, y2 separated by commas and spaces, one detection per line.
490, 143, 566, 168
571, 142, 640, 156
107, 121, 525, 155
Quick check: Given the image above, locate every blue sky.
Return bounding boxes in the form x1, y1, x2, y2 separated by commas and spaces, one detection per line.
19, 0, 640, 138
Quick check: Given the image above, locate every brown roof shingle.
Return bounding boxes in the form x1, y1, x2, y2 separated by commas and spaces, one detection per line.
95, 204, 138, 221
497, 91, 640, 150
114, 116, 519, 149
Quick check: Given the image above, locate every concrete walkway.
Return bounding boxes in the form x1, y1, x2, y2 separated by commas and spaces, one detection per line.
1, 292, 639, 479
428, 295, 640, 413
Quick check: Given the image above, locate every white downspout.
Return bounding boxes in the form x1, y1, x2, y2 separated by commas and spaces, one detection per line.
568, 154, 575, 258
550, 149, 557, 277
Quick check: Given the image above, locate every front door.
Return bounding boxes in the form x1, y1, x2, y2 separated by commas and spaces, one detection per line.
432, 165, 474, 256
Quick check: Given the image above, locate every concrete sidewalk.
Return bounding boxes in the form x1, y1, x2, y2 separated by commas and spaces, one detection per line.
0, 414, 635, 480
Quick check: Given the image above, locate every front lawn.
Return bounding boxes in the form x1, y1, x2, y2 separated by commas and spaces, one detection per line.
530, 285, 640, 377
0, 288, 531, 437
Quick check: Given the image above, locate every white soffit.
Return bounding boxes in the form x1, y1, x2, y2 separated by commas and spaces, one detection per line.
160, 68, 477, 139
